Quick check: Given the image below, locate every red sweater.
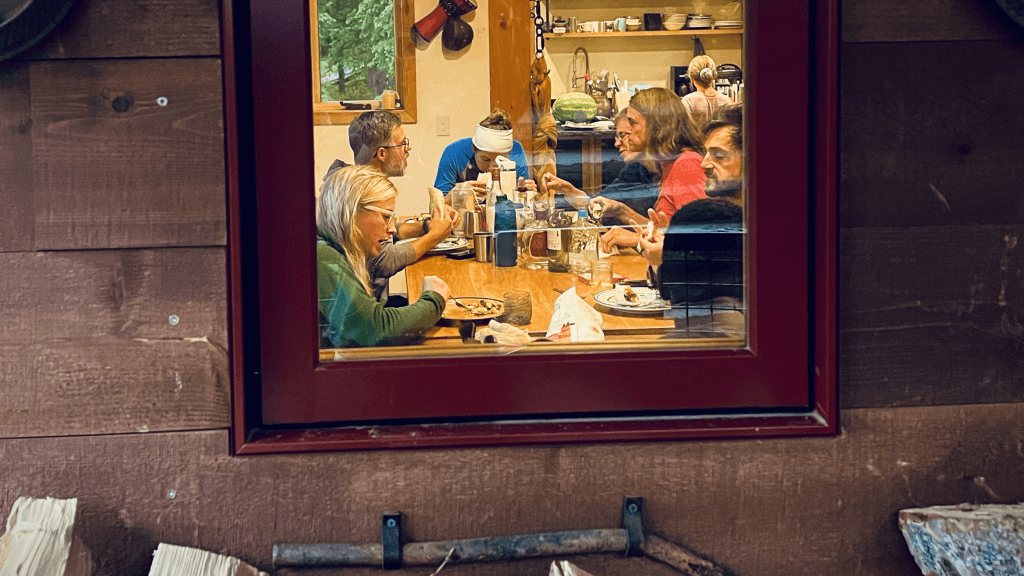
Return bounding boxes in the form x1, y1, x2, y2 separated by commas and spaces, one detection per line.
655, 151, 707, 218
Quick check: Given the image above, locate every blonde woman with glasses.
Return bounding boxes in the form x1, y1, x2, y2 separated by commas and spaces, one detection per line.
317, 165, 450, 348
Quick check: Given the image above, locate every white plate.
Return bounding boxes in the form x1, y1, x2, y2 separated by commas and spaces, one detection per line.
593, 288, 670, 315
426, 236, 470, 254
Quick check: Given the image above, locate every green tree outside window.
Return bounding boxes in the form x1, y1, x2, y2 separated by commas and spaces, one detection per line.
317, 0, 396, 102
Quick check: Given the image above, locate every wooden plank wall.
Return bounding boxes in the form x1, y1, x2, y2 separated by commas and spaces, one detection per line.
0, 0, 1022, 574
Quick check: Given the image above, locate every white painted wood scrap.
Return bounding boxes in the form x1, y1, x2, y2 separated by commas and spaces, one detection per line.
899, 503, 1024, 575
0, 496, 90, 576
549, 559, 596, 576
148, 543, 268, 576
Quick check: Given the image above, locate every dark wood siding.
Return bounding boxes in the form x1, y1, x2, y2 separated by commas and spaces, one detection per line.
0, 0, 1021, 574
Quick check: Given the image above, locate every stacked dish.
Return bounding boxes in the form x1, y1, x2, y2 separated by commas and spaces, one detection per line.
714, 20, 743, 29
661, 13, 687, 30
685, 14, 713, 29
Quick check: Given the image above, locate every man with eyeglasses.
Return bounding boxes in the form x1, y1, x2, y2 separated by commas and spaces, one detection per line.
541, 109, 658, 219
324, 110, 457, 305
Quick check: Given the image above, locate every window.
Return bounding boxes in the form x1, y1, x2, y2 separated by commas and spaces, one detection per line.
309, 0, 416, 124
226, 0, 838, 453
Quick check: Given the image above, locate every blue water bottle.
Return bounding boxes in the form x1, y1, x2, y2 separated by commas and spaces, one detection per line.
493, 195, 517, 267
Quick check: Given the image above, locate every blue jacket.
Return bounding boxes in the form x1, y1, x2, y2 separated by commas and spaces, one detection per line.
433, 138, 531, 194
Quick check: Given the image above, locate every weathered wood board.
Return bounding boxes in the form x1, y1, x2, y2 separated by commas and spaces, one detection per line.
14, 0, 220, 60
0, 403, 1022, 576
843, 0, 1024, 42
0, 62, 34, 253
0, 249, 229, 437
841, 40, 1024, 229
28, 58, 226, 250
840, 225, 1024, 408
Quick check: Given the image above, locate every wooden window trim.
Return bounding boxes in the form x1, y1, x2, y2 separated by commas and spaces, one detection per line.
309, 0, 417, 125
224, 0, 839, 454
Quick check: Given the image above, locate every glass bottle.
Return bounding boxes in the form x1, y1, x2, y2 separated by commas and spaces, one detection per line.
568, 207, 599, 274
520, 200, 550, 270
485, 166, 501, 232
493, 170, 517, 267
547, 209, 573, 274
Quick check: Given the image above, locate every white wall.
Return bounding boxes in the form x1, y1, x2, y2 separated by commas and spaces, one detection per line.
314, 0, 494, 220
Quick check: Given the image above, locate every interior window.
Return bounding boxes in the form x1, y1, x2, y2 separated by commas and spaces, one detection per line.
310, 0, 416, 124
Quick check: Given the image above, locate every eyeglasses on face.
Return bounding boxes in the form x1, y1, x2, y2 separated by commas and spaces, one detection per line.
362, 204, 397, 227
379, 137, 411, 151
615, 131, 632, 142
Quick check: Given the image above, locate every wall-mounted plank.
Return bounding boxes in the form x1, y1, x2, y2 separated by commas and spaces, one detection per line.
1, 403, 1023, 576
16, 0, 220, 60
843, 0, 1024, 42
0, 63, 33, 252
840, 225, 1024, 408
29, 58, 226, 250
0, 248, 229, 437
840, 40, 1024, 229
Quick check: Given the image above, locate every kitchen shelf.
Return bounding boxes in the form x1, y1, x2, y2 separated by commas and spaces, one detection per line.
545, 29, 743, 39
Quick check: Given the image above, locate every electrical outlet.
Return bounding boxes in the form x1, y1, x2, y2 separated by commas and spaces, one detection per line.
436, 115, 450, 136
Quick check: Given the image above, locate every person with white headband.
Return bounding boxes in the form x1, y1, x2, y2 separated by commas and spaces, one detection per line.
433, 109, 537, 197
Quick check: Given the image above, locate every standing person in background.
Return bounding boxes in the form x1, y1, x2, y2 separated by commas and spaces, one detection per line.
681, 55, 733, 138
317, 165, 450, 348
324, 110, 456, 305
593, 87, 707, 252
434, 108, 537, 198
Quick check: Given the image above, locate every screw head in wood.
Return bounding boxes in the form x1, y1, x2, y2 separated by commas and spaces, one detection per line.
169, 315, 180, 325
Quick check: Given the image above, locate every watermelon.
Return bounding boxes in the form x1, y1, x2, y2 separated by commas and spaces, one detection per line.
552, 92, 598, 122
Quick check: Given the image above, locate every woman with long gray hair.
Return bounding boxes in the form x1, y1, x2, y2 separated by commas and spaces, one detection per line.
317, 165, 450, 348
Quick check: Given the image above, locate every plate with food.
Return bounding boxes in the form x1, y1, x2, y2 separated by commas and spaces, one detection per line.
427, 236, 471, 254
593, 286, 670, 314
443, 297, 504, 321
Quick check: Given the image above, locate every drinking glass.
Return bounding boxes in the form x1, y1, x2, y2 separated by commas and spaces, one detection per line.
502, 291, 532, 326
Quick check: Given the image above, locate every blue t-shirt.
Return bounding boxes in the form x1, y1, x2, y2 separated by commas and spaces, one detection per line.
433, 138, 531, 194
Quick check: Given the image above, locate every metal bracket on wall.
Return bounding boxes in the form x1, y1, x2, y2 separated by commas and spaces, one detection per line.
382, 512, 402, 569
622, 496, 644, 557
272, 496, 731, 575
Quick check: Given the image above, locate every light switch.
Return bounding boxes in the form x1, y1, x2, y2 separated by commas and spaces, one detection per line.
436, 115, 450, 136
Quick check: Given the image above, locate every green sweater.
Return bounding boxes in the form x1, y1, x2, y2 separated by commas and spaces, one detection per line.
317, 234, 445, 347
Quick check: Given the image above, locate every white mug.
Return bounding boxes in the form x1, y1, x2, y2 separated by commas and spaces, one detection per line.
581, 21, 598, 32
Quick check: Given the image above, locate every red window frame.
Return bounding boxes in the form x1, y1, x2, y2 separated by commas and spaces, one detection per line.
224, 0, 839, 454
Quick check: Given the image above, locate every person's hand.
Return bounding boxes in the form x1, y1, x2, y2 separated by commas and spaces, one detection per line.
522, 178, 538, 192
443, 203, 461, 230
541, 173, 579, 196
647, 208, 669, 232
591, 196, 625, 216
452, 181, 487, 203
425, 206, 455, 239
631, 217, 664, 267
421, 275, 450, 303
599, 226, 642, 253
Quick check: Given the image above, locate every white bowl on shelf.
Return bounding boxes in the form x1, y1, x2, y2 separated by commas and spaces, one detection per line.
662, 22, 685, 30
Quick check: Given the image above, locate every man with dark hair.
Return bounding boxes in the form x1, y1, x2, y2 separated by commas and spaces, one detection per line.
699, 103, 743, 203
633, 105, 746, 335
323, 110, 457, 305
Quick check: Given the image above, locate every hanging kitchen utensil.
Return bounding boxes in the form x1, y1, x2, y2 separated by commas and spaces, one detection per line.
570, 46, 590, 93
692, 36, 706, 56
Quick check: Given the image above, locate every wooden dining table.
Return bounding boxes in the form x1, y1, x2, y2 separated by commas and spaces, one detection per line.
405, 248, 675, 341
